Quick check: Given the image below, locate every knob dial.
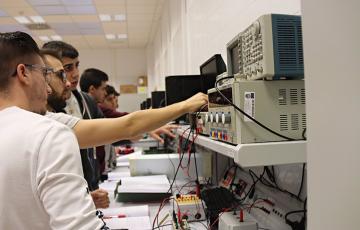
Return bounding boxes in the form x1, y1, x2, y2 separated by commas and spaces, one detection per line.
205, 113, 209, 123
215, 113, 219, 123
210, 113, 214, 123
222, 113, 232, 124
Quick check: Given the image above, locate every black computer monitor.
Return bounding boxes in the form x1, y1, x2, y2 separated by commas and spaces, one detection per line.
151, 91, 165, 108
146, 98, 152, 109
140, 101, 146, 110
199, 54, 226, 92
200, 54, 227, 77
166, 75, 212, 123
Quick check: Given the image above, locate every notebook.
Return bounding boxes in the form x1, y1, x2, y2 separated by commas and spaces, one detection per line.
101, 205, 151, 230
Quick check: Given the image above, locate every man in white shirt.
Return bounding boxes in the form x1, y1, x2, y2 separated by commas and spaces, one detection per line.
0, 31, 109, 229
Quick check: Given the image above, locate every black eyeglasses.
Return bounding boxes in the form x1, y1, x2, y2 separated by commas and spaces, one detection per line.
24, 64, 53, 84
53, 70, 67, 83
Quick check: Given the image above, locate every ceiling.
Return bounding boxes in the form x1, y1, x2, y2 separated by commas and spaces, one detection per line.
0, 0, 165, 49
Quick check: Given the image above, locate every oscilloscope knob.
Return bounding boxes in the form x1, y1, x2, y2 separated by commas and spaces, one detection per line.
215, 113, 219, 123
210, 113, 214, 123
222, 113, 231, 124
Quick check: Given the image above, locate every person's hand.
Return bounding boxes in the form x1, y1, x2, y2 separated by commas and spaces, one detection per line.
149, 124, 179, 144
182, 93, 208, 113
90, 188, 110, 209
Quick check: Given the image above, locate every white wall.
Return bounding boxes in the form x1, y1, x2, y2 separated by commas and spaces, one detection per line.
302, 0, 360, 229
77, 48, 147, 112
146, 0, 301, 91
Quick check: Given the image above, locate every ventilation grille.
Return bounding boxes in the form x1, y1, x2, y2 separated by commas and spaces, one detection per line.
280, 113, 306, 131
278, 89, 287, 105
291, 114, 299, 130
273, 15, 304, 74
25, 23, 51, 30
300, 88, 306, 104
302, 113, 307, 129
280, 114, 288, 131
290, 88, 299, 104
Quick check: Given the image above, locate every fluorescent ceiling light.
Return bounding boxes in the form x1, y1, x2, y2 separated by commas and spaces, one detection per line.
14, 16, 31, 24
51, 35, 62, 40
39, 36, 50, 42
29, 16, 45, 23
99, 14, 111, 22
105, 34, 116, 40
114, 14, 126, 21
118, 34, 127, 39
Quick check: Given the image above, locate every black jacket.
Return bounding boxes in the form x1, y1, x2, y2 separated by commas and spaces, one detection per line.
72, 90, 104, 191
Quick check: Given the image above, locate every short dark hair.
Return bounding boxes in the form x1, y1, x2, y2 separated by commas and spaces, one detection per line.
105, 85, 120, 97
0, 31, 40, 90
42, 41, 78, 59
40, 48, 62, 64
80, 68, 109, 92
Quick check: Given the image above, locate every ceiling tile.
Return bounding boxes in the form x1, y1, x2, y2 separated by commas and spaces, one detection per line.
0, 10, 8, 17
127, 13, 153, 21
108, 42, 128, 48
84, 35, 108, 48
0, 24, 30, 33
76, 22, 101, 29
126, 0, 158, 6
80, 28, 103, 35
61, 0, 93, 5
34, 5, 67, 15
65, 5, 96, 15
71, 15, 99, 23
93, 0, 125, 5
27, 0, 61, 5
51, 22, 79, 35
5, 7, 38, 16
0, 17, 17, 24
62, 35, 90, 48
96, 6, 126, 14
0, 0, 29, 7
126, 5, 157, 14
102, 22, 127, 33
43, 15, 73, 23
76, 22, 103, 35
29, 28, 56, 36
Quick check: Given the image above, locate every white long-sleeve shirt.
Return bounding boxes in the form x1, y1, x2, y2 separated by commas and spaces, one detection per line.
0, 107, 106, 230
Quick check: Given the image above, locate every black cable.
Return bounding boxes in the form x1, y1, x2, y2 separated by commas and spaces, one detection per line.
214, 76, 297, 141
239, 168, 266, 202
197, 220, 209, 229
248, 168, 304, 203
167, 103, 207, 193
271, 166, 277, 186
167, 127, 193, 193
302, 128, 307, 140
297, 164, 306, 198
152, 223, 173, 229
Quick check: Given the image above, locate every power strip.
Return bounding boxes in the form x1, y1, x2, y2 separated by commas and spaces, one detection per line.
219, 211, 257, 230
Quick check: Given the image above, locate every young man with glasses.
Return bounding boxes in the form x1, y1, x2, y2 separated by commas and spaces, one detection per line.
0, 31, 109, 229
40, 49, 71, 113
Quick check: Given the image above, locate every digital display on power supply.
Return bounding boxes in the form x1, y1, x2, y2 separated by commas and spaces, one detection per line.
208, 87, 232, 107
